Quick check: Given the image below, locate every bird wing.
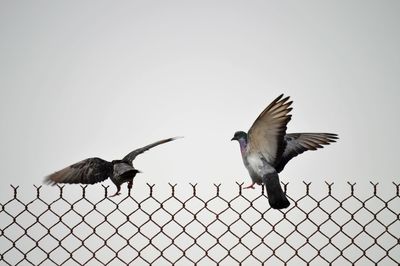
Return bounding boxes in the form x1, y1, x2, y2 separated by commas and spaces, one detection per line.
274, 133, 338, 172
122, 137, 182, 162
247, 94, 292, 165
44, 157, 113, 185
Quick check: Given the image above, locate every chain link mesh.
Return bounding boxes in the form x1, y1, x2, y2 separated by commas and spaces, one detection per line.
1, 182, 399, 265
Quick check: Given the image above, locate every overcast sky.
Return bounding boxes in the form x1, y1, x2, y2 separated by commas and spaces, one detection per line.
0, 0, 399, 200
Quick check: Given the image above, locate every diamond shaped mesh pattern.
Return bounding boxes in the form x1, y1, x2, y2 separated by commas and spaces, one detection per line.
0, 182, 399, 265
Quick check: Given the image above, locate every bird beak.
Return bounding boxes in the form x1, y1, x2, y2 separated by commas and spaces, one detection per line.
136, 169, 142, 173
231, 137, 236, 141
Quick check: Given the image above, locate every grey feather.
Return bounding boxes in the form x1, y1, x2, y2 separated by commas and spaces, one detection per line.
45, 136, 182, 196
45, 158, 113, 185
247, 94, 292, 165
122, 137, 183, 162
274, 133, 338, 172
262, 171, 290, 209
232, 94, 338, 210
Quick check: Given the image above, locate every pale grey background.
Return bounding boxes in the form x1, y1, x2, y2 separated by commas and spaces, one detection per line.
1, 1, 400, 265
0, 0, 399, 197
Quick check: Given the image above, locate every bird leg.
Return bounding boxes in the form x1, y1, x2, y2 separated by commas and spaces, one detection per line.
110, 184, 121, 197
127, 180, 133, 190
243, 182, 256, 189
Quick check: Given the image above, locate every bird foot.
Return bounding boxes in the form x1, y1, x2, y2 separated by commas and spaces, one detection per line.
243, 183, 256, 189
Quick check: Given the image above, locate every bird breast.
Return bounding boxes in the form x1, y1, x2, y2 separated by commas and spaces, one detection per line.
245, 152, 276, 177
245, 153, 265, 175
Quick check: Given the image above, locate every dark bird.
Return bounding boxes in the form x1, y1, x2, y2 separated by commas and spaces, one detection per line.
231, 94, 338, 209
45, 137, 182, 196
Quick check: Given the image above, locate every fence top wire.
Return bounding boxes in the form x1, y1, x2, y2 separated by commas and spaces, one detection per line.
3, 181, 400, 198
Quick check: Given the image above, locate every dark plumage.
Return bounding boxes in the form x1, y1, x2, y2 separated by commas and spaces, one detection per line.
45, 137, 182, 196
231, 94, 338, 209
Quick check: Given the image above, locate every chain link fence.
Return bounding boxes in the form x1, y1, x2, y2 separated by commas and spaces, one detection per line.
0, 182, 399, 265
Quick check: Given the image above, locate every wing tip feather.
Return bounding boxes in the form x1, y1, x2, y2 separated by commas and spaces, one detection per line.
43, 175, 57, 186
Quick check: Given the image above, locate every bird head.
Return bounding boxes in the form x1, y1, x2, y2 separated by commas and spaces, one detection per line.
231, 131, 247, 142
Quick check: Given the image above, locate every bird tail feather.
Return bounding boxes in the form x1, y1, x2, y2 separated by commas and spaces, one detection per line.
263, 172, 290, 209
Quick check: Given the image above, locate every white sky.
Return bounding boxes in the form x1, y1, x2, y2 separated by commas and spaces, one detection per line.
0, 0, 400, 200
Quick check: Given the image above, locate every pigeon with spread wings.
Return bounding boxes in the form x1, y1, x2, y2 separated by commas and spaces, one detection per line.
45, 137, 182, 196
231, 95, 338, 209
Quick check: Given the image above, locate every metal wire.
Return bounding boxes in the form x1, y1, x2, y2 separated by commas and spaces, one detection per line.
0, 182, 399, 265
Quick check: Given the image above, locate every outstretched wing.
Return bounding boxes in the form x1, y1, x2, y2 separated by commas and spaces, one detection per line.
274, 133, 338, 172
247, 94, 292, 165
122, 137, 182, 162
45, 157, 113, 185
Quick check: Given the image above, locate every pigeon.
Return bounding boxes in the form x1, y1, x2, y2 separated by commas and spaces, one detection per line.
231, 94, 338, 209
45, 137, 182, 196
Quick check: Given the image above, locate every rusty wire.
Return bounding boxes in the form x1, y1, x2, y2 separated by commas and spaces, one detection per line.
0, 182, 399, 265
